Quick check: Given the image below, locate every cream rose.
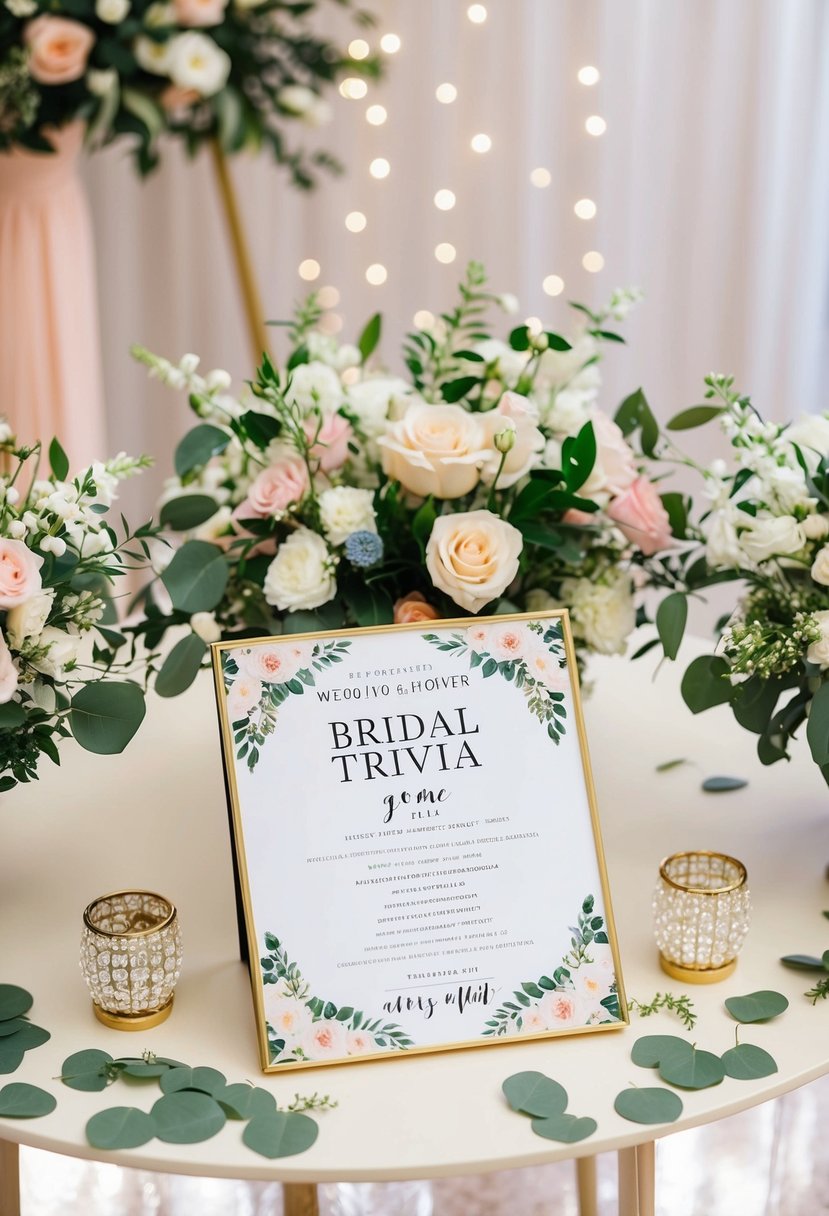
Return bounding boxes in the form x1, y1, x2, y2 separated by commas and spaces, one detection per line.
426, 510, 523, 614
24, 16, 95, 85
812, 547, 829, 586
173, 0, 228, 25
480, 392, 545, 488
168, 31, 230, 95
263, 529, 336, 612
380, 403, 490, 500
0, 539, 43, 610
318, 487, 376, 547
235, 641, 313, 685
5, 588, 54, 649
739, 514, 805, 565
0, 629, 19, 705
30, 626, 80, 680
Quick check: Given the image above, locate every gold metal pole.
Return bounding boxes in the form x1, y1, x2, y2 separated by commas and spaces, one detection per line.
283, 1182, 320, 1216
209, 139, 271, 366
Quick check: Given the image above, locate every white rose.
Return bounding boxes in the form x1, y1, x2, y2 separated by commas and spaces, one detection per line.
807, 611, 829, 669
739, 514, 805, 564
812, 547, 829, 586
96, 0, 130, 21
285, 361, 343, 416
480, 392, 545, 488
379, 402, 490, 500
786, 415, 829, 469
169, 32, 230, 96
804, 514, 829, 541
560, 570, 636, 655
426, 510, 523, 614
264, 528, 336, 612
318, 486, 377, 546
133, 34, 174, 75
226, 674, 262, 719
5, 588, 55, 649
347, 378, 413, 439
705, 507, 744, 569
190, 611, 221, 643
0, 628, 19, 704
31, 627, 80, 680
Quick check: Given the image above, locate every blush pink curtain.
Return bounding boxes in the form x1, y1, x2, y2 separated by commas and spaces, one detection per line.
0, 123, 106, 465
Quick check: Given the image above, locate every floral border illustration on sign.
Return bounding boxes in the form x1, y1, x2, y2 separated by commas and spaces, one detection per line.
223, 639, 351, 773
422, 619, 569, 743
260, 933, 414, 1065
482, 895, 620, 1036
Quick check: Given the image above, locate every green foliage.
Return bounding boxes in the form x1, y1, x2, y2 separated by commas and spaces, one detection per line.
807, 682, 829, 767
159, 494, 220, 531
0, 985, 32, 1022
502, 1072, 567, 1118
656, 593, 688, 660
614, 1087, 683, 1125
724, 991, 789, 1024
161, 541, 230, 613
630, 1035, 693, 1070
155, 634, 207, 698
242, 1111, 319, 1158
159, 1066, 227, 1097
721, 1044, 778, 1080
86, 1107, 156, 1150
0, 985, 49, 1077
69, 682, 146, 755
628, 993, 697, 1029
174, 425, 230, 479
681, 655, 734, 712
666, 405, 725, 431
614, 388, 659, 456
658, 1047, 725, 1090
0, 1083, 56, 1118
61, 1049, 119, 1092
530, 1113, 597, 1143
357, 313, 382, 362
48, 437, 70, 481
151, 1091, 227, 1144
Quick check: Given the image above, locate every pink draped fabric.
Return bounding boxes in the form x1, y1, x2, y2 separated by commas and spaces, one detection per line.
0, 124, 106, 465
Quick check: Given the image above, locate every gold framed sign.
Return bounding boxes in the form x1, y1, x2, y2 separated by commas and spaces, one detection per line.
212, 610, 627, 1073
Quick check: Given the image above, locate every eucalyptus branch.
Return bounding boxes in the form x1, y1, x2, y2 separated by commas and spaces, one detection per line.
628, 992, 697, 1030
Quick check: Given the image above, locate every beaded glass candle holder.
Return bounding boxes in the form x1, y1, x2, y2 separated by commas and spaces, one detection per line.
81, 891, 182, 1029
652, 851, 751, 983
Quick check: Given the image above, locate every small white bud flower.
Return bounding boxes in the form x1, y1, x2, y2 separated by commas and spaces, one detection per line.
206, 369, 232, 392
803, 514, 829, 541
493, 426, 516, 455
497, 293, 520, 315
179, 354, 200, 375
8, 520, 26, 539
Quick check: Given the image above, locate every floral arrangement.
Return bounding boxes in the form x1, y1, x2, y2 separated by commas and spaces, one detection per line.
0, 425, 155, 792
635, 374, 829, 781
0, 0, 378, 178
131, 263, 673, 696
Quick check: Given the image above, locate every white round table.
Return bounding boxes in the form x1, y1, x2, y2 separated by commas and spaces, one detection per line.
1, 635, 827, 1216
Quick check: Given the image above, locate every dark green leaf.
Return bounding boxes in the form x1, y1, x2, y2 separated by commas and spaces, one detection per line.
155, 634, 207, 698
631, 1035, 693, 1069
0, 703, 26, 729
502, 1071, 568, 1118
357, 313, 382, 362
441, 376, 480, 403
174, 425, 230, 478
681, 655, 733, 713
530, 1113, 596, 1143
70, 682, 146, 755
701, 776, 748, 793
656, 758, 689, 773
0, 986, 32, 1022
239, 411, 281, 449
561, 422, 597, 492
658, 1048, 725, 1090
151, 1091, 226, 1144
660, 492, 688, 540
656, 593, 688, 661
242, 1111, 318, 1158
667, 405, 725, 431
807, 682, 829, 767
721, 1044, 778, 1080
614, 1087, 683, 1125
614, 388, 659, 456
544, 332, 572, 352
0, 1083, 56, 1118
724, 991, 789, 1024
86, 1106, 156, 1149
120, 1062, 170, 1079
49, 437, 70, 481
61, 1048, 114, 1092
780, 954, 826, 971
508, 325, 530, 351
0, 1019, 27, 1039
161, 541, 230, 613
159, 1066, 227, 1097
160, 494, 220, 531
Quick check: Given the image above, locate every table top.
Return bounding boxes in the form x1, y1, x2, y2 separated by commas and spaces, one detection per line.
1, 634, 828, 1183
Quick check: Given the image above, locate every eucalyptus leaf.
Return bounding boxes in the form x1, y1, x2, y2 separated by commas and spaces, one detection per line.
655, 759, 689, 773
721, 1044, 778, 1080
120, 1062, 171, 1079
0, 1047, 24, 1075
61, 1049, 114, 1092
174, 424, 230, 479
69, 682, 146, 755
242, 1111, 319, 1159
530, 1113, 597, 1143
155, 634, 207, 698
0, 1019, 27, 1038
159, 1066, 227, 1097
780, 954, 826, 971
86, 1106, 156, 1149
656, 592, 688, 660
0, 1083, 56, 1118
682, 655, 733, 713
666, 405, 725, 431
159, 494, 220, 532
724, 990, 789, 1024
658, 1048, 725, 1090
701, 776, 748, 793
807, 682, 829, 767
630, 1035, 693, 1069
501, 1071, 568, 1118
6, 1023, 49, 1052
215, 1082, 255, 1119
151, 1091, 226, 1144
161, 540, 230, 614
614, 1087, 683, 1125
0, 986, 33, 1021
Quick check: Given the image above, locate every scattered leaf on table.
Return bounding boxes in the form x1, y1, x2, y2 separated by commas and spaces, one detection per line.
701, 776, 748, 793
630, 1035, 693, 1069
120, 1061, 172, 1079
0, 986, 33, 1022
215, 1083, 255, 1120
0, 1083, 56, 1118
151, 1091, 226, 1144
656, 759, 689, 773
248, 1088, 278, 1117
502, 1071, 568, 1118
0, 1046, 24, 1075
159, 1066, 227, 1097
61, 1049, 115, 1092
86, 1106, 156, 1150
530, 1113, 597, 1143
779, 955, 827, 972
724, 990, 789, 1024
659, 1048, 725, 1090
614, 1087, 683, 1125
242, 1111, 319, 1159
721, 1044, 778, 1080
7, 1023, 49, 1052
0, 1019, 28, 1039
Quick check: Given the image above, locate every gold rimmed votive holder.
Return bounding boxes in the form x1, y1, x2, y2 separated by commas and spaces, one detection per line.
81, 890, 182, 1029
652, 851, 751, 984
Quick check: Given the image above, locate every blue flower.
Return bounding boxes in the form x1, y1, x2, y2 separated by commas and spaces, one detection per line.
345, 530, 384, 568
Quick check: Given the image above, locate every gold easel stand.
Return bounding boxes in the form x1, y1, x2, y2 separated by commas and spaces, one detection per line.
209, 140, 271, 365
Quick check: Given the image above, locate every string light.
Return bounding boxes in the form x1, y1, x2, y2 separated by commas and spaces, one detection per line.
542, 275, 564, 297
348, 38, 370, 60
345, 211, 367, 232
318, 312, 344, 335
525, 316, 543, 334
366, 104, 387, 125
577, 65, 600, 85
339, 78, 368, 100
413, 310, 435, 329
467, 3, 487, 22
380, 33, 401, 53
470, 133, 492, 153
298, 259, 320, 281
366, 263, 388, 285
436, 83, 457, 104
530, 167, 551, 188
574, 198, 597, 219
369, 157, 390, 179
585, 115, 607, 136
434, 188, 456, 210
317, 285, 340, 307
582, 251, 605, 272
435, 243, 456, 264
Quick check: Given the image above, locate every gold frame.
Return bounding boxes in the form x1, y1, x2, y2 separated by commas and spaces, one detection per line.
211, 609, 628, 1073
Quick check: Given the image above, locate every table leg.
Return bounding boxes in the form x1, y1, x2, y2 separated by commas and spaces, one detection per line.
636, 1141, 655, 1216
0, 1139, 20, 1216
617, 1146, 638, 1216
576, 1155, 598, 1216
283, 1182, 320, 1216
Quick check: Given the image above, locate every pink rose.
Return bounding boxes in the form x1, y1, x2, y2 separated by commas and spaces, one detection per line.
173, 0, 228, 26
159, 84, 201, 113
306, 413, 352, 473
243, 458, 309, 517
0, 539, 43, 609
393, 591, 440, 624
581, 408, 638, 498
607, 476, 673, 556
0, 629, 19, 705
540, 991, 581, 1027
24, 16, 95, 85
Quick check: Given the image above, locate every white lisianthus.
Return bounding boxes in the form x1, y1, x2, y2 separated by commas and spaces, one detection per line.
473, 338, 529, 385
4, 0, 37, 15
739, 514, 805, 565
560, 570, 636, 656
190, 611, 221, 643
86, 67, 118, 95
346, 378, 413, 439
134, 34, 174, 75
31, 627, 80, 680
6, 589, 55, 649
285, 361, 344, 416
168, 32, 230, 96
705, 506, 745, 569
811, 547, 829, 587
807, 611, 829, 668
96, 0, 130, 21
803, 514, 829, 541
264, 529, 337, 612
318, 486, 377, 546
755, 459, 812, 514
786, 415, 829, 469
144, 0, 174, 23
544, 388, 593, 435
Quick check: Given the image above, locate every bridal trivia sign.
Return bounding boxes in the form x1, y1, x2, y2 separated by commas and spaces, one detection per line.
212, 611, 627, 1073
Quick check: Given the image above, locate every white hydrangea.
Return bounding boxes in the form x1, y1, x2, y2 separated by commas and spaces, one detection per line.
560, 569, 636, 656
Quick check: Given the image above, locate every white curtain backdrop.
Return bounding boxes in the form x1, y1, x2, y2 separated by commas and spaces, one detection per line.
81, 0, 829, 516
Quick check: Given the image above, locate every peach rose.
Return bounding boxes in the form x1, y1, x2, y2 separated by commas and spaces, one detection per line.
393, 591, 440, 624
159, 84, 201, 112
379, 403, 490, 499
580, 408, 638, 498
173, 0, 228, 25
426, 510, 523, 614
234, 641, 313, 686
226, 674, 261, 719
0, 629, 19, 705
540, 991, 581, 1027
0, 539, 43, 609
524, 643, 569, 692
306, 412, 352, 473
607, 476, 673, 556
263, 991, 312, 1042
24, 16, 95, 85
346, 1029, 375, 1056
240, 458, 309, 518
479, 621, 528, 663
300, 1018, 347, 1060
480, 392, 545, 488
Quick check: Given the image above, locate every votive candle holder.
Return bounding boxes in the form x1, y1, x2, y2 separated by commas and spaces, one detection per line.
652, 851, 751, 983
81, 890, 182, 1029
